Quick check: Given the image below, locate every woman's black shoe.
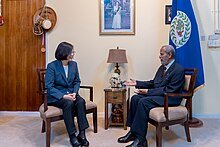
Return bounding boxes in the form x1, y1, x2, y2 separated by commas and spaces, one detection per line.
70, 136, 81, 147
77, 135, 89, 146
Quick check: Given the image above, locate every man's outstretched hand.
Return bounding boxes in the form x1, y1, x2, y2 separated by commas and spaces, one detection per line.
123, 79, 137, 86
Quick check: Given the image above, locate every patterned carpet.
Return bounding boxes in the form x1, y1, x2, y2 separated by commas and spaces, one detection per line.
0, 113, 219, 147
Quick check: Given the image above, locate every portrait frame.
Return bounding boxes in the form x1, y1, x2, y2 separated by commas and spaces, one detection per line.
99, 0, 135, 35
165, 5, 172, 25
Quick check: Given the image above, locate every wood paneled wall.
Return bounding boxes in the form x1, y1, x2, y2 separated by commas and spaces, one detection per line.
0, 0, 46, 111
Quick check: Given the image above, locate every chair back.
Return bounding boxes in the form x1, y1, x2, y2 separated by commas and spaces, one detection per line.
183, 68, 198, 98
182, 68, 198, 112
36, 68, 48, 111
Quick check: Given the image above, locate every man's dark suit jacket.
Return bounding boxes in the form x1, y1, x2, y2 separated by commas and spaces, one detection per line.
45, 60, 81, 103
135, 61, 185, 106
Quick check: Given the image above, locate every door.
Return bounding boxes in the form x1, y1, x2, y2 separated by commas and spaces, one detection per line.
0, 0, 46, 111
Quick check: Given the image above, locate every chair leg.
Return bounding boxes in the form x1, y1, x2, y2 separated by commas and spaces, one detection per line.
184, 120, 191, 142
41, 120, 46, 133
93, 108, 98, 133
156, 126, 162, 147
46, 119, 51, 147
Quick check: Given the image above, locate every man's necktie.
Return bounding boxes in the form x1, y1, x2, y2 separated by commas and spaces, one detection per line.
163, 66, 166, 76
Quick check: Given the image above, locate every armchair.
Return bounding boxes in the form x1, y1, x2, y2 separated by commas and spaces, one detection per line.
149, 68, 198, 147
37, 68, 97, 147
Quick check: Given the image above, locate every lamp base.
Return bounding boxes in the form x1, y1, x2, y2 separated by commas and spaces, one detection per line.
114, 69, 120, 75
114, 63, 120, 75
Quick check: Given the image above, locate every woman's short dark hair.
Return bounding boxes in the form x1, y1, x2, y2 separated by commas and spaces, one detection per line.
55, 42, 73, 60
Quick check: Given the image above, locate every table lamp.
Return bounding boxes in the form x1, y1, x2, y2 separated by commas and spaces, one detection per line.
106, 47, 128, 123
107, 46, 128, 75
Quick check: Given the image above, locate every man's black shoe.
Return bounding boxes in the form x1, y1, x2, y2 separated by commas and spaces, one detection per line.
70, 136, 81, 147
117, 131, 136, 143
125, 138, 148, 147
77, 135, 89, 146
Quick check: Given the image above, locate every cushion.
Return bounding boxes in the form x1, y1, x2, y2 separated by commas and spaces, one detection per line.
184, 75, 191, 91
39, 104, 63, 119
149, 106, 188, 122
39, 100, 97, 119
85, 100, 97, 109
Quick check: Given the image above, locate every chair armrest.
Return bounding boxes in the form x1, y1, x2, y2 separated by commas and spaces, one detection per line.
38, 90, 48, 112
43, 93, 48, 111
80, 85, 94, 102
163, 92, 192, 122
165, 93, 193, 98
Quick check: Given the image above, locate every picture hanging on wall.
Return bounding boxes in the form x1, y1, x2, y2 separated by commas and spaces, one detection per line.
99, 0, 135, 35
165, 5, 172, 25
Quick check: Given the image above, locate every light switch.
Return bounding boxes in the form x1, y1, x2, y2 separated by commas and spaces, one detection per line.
200, 36, 206, 41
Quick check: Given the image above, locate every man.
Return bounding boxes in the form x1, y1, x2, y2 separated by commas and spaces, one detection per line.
118, 45, 185, 147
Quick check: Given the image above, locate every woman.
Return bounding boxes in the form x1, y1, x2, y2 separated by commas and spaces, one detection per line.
45, 42, 89, 147
112, 0, 121, 29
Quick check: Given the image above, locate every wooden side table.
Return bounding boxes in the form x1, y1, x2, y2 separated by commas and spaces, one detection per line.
104, 87, 130, 130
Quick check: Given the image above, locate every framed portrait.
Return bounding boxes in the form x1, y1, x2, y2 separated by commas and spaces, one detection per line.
99, 0, 135, 35
165, 5, 172, 25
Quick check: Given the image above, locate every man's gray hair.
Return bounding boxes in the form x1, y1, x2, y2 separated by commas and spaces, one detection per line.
164, 45, 175, 57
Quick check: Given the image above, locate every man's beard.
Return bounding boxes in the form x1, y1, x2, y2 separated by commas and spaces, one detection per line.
161, 56, 169, 65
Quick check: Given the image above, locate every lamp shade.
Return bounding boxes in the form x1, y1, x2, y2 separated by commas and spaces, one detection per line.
107, 49, 128, 63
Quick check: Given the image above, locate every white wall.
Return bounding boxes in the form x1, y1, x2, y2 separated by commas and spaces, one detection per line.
46, 0, 220, 116
192, 0, 220, 116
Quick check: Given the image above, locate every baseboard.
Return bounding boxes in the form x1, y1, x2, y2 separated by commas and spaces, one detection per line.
193, 114, 220, 119
0, 111, 40, 116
